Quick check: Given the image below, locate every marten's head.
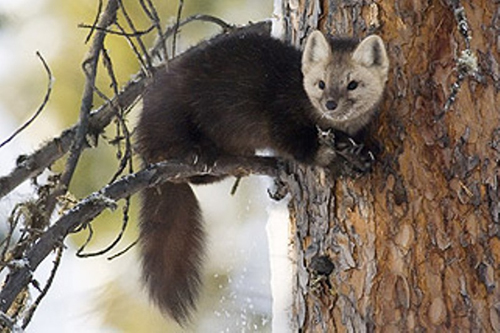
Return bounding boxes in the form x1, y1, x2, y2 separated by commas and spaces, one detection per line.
302, 31, 389, 135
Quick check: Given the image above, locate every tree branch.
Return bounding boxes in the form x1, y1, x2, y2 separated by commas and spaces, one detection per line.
0, 156, 279, 314
0, 20, 271, 200
0, 74, 144, 199
58, 0, 118, 194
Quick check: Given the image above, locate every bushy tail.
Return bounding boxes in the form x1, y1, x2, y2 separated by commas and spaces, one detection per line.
139, 182, 205, 324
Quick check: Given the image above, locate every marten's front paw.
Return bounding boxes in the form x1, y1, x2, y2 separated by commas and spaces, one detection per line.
335, 138, 374, 174
317, 128, 374, 175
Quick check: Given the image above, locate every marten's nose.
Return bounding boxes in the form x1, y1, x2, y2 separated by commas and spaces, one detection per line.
325, 100, 337, 110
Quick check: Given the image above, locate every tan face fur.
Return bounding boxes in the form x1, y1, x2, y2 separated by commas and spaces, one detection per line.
302, 31, 389, 135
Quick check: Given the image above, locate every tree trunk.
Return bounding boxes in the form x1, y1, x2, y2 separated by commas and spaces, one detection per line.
279, 0, 500, 331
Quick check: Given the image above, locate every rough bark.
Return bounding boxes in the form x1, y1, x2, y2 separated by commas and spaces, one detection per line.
281, 0, 500, 331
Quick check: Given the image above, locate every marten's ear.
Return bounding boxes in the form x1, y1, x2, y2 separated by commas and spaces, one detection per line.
302, 31, 332, 74
352, 35, 389, 78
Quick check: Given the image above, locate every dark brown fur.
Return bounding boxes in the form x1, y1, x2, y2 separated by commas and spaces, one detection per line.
139, 183, 203, 323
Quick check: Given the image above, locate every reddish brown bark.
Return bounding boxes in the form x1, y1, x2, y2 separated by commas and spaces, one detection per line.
283, 0, 500, 331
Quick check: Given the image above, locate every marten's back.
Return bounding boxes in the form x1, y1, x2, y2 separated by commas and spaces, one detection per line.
137, 31, 311, 162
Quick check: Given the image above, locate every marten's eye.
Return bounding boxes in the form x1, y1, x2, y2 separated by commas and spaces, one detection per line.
318, 80, 325, 90
347, 80, 358, 91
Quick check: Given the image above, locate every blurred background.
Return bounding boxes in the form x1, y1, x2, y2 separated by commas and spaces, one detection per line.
0, 1, 286, 332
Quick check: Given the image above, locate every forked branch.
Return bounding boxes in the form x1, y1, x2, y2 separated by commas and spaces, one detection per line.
0, 156, 279, 315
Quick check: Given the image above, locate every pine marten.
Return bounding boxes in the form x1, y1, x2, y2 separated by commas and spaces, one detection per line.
135, 29, 389, 323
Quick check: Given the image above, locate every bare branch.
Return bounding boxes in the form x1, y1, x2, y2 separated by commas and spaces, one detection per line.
26, 0, 121, 239
21, 245, 63, 329
0, 156, 279, 314
0, 73, 145, 199
140, 0, 167, 60
0, 52, 53, 150
114, 21, 149, 71
150, 14, 236, 62
172, 0, 185, 57
59, 0, 119, 193
0, 21, 271, 200
106, 238, 138, 261
84, 0, 103, 44
78, 23, 155, 37
76, 197, 130, 258
101, 44, 135, 183
117, 0, 152, 70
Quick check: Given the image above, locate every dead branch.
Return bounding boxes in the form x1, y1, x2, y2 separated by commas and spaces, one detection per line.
139, 0, 168, 60
0, 156, 279, 317
75, 195, 130, 258
58, 0, 119, 196
118, 0, 152, 70
84, 0, 103, 44
0, 74, 145, 199
149, 14, 236, 62
78, 23, 156, 37
21, 245, 63, 329
172, 0, 185, 57
0, 20, 270, 200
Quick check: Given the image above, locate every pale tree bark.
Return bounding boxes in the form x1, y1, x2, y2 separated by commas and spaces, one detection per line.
278, 0, 500, 331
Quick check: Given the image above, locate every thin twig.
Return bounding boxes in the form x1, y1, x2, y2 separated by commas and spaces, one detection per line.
41, 0, 119, 220
150, 14, 234, 61
21, 245, 63, 329
0, 52, 53, 150
114, 21, 149, 71
118, 0, 152, 69
231, 176, 242, 195
108, 121, 134, 183
76, 197, 130, 258
102, 47, 119, 99
78, 23, 155, 37
107, 238, 138, 261
140, 0, 167, 60
84, 0, 103, 44
75, 223, 94, 257
101, 44, 135, 183
172, 0, 185, 57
